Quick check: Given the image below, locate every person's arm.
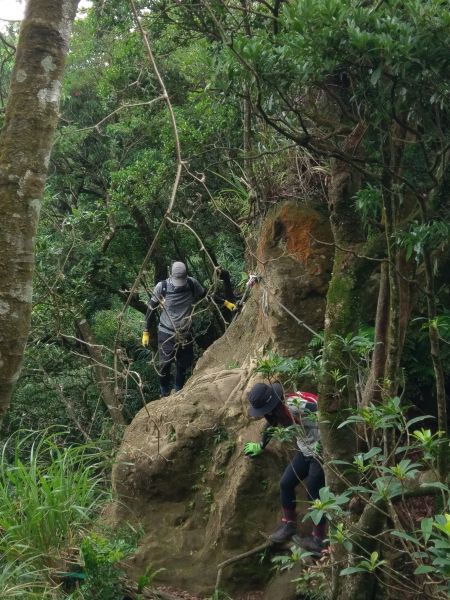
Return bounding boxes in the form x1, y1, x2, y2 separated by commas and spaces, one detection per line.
191, 277, 206, 301
145, 298, 159, 331
207, 284, 237, 311
142, 282, 163, 345
244, 422, 271, 457
260, 422, 272, 449
192, 276, 237, 311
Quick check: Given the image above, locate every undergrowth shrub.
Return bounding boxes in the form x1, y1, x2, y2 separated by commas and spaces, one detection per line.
0, 429, 109, 597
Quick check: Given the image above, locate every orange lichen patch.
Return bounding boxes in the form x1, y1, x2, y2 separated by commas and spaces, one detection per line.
258, 202, 331, 264
281, 213, 319, 262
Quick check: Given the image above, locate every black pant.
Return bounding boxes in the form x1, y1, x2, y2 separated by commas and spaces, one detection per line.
280, 450, 325, 510
158, 330, 194, 393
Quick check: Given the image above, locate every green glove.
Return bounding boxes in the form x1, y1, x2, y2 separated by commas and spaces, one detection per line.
244, 442, 263, 457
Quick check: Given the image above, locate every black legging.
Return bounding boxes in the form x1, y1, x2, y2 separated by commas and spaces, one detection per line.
280, 450, 324, 510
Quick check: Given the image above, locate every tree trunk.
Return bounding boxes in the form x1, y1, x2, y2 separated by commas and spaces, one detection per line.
418, 196, 448, 479
362, 262, 389, 406
319, 154, 365, 492
76, 318, 126, 426
318, 142, 372, 600
0, 0, 79, 418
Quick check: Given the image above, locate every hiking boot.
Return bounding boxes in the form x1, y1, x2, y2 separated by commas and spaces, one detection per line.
292, 534, 324, 555
269, 520, 297, 544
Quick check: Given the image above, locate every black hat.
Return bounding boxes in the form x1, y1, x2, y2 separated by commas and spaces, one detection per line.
247, 382, 284, 417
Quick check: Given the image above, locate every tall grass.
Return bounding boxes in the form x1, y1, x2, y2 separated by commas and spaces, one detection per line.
0, 559, 50, 599
0, 429, 109, 597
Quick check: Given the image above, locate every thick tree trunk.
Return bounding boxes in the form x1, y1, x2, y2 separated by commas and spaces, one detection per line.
0, 0, 79, 418
319, 155, 365, 492
318, 141, 372, 600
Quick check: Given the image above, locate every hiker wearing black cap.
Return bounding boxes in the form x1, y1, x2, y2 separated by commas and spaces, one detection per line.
142, 262, 205, 397
244, 382, 326, 551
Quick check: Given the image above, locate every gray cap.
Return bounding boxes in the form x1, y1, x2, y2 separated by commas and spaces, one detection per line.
171, 261, 188, 287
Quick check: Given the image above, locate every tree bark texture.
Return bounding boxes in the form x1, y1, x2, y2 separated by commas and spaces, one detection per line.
318, 154, 366, 492
418, 197, 448, 479
362, 262, 389, 406
0, 0, 79, 418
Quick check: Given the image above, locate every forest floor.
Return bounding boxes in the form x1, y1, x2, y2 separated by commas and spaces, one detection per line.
155, 586, 264, 600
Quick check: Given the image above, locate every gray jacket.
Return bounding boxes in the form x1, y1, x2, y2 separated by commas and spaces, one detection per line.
145, 276, 205, 335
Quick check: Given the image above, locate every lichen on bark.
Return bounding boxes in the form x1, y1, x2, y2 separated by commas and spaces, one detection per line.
0, 0, 79, 418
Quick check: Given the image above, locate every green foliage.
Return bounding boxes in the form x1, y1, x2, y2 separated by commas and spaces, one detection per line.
79, 533, 127, 600
15, 0, 247, 441
306, 487, 350, 526
0, 559, 49, 599
255, 350, 322, 388
255, 329, 373, 391
291, 389, 450, 591
329, 522, 353, 553
391, 513, 450, 594
3, 1, 450, 598
213, 425, 229, 445
337, 396, 432, 432
340, 551, 386, 576
65, 527, 163, 600
272, 544, 316, 571
397, 221, 450, 263
411, 428, 443, 462
0, 430, 108, 564
255, 352, 287, 380
354, 184, 382, 233
271, 545, 328, 598
0, 430, 108, 597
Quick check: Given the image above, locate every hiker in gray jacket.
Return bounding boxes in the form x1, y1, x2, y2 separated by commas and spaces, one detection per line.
142, 262, 236, 396
142, 262, 205, 396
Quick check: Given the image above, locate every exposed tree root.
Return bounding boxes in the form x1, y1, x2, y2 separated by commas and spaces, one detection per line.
215, 541, 272, 591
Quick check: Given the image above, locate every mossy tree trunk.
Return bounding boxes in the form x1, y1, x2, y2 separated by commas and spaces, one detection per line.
319, 153, 365, 493
318, 143, 378, 600
0, 0, 79, 419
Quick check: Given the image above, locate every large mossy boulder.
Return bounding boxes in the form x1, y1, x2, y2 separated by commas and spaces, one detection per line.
108, 202, 333, 595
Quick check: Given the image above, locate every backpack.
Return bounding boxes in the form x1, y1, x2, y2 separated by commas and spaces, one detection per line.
285, 391, 320, 456
285, 391, 318, 420
161, 277, 195, 298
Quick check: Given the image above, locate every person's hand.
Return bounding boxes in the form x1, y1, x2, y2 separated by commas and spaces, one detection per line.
243, 442, 263, 457
223, 300, 237, 312
142, 331, 150, 347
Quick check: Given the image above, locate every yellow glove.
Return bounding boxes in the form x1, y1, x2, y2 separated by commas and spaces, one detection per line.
223, 300, 237, 311
142, 331, 150, 347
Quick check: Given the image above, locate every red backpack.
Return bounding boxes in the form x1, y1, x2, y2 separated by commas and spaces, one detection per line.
286, 391, 318, 405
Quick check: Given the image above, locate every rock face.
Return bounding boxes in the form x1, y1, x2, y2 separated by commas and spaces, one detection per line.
110, 202, 333, 595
